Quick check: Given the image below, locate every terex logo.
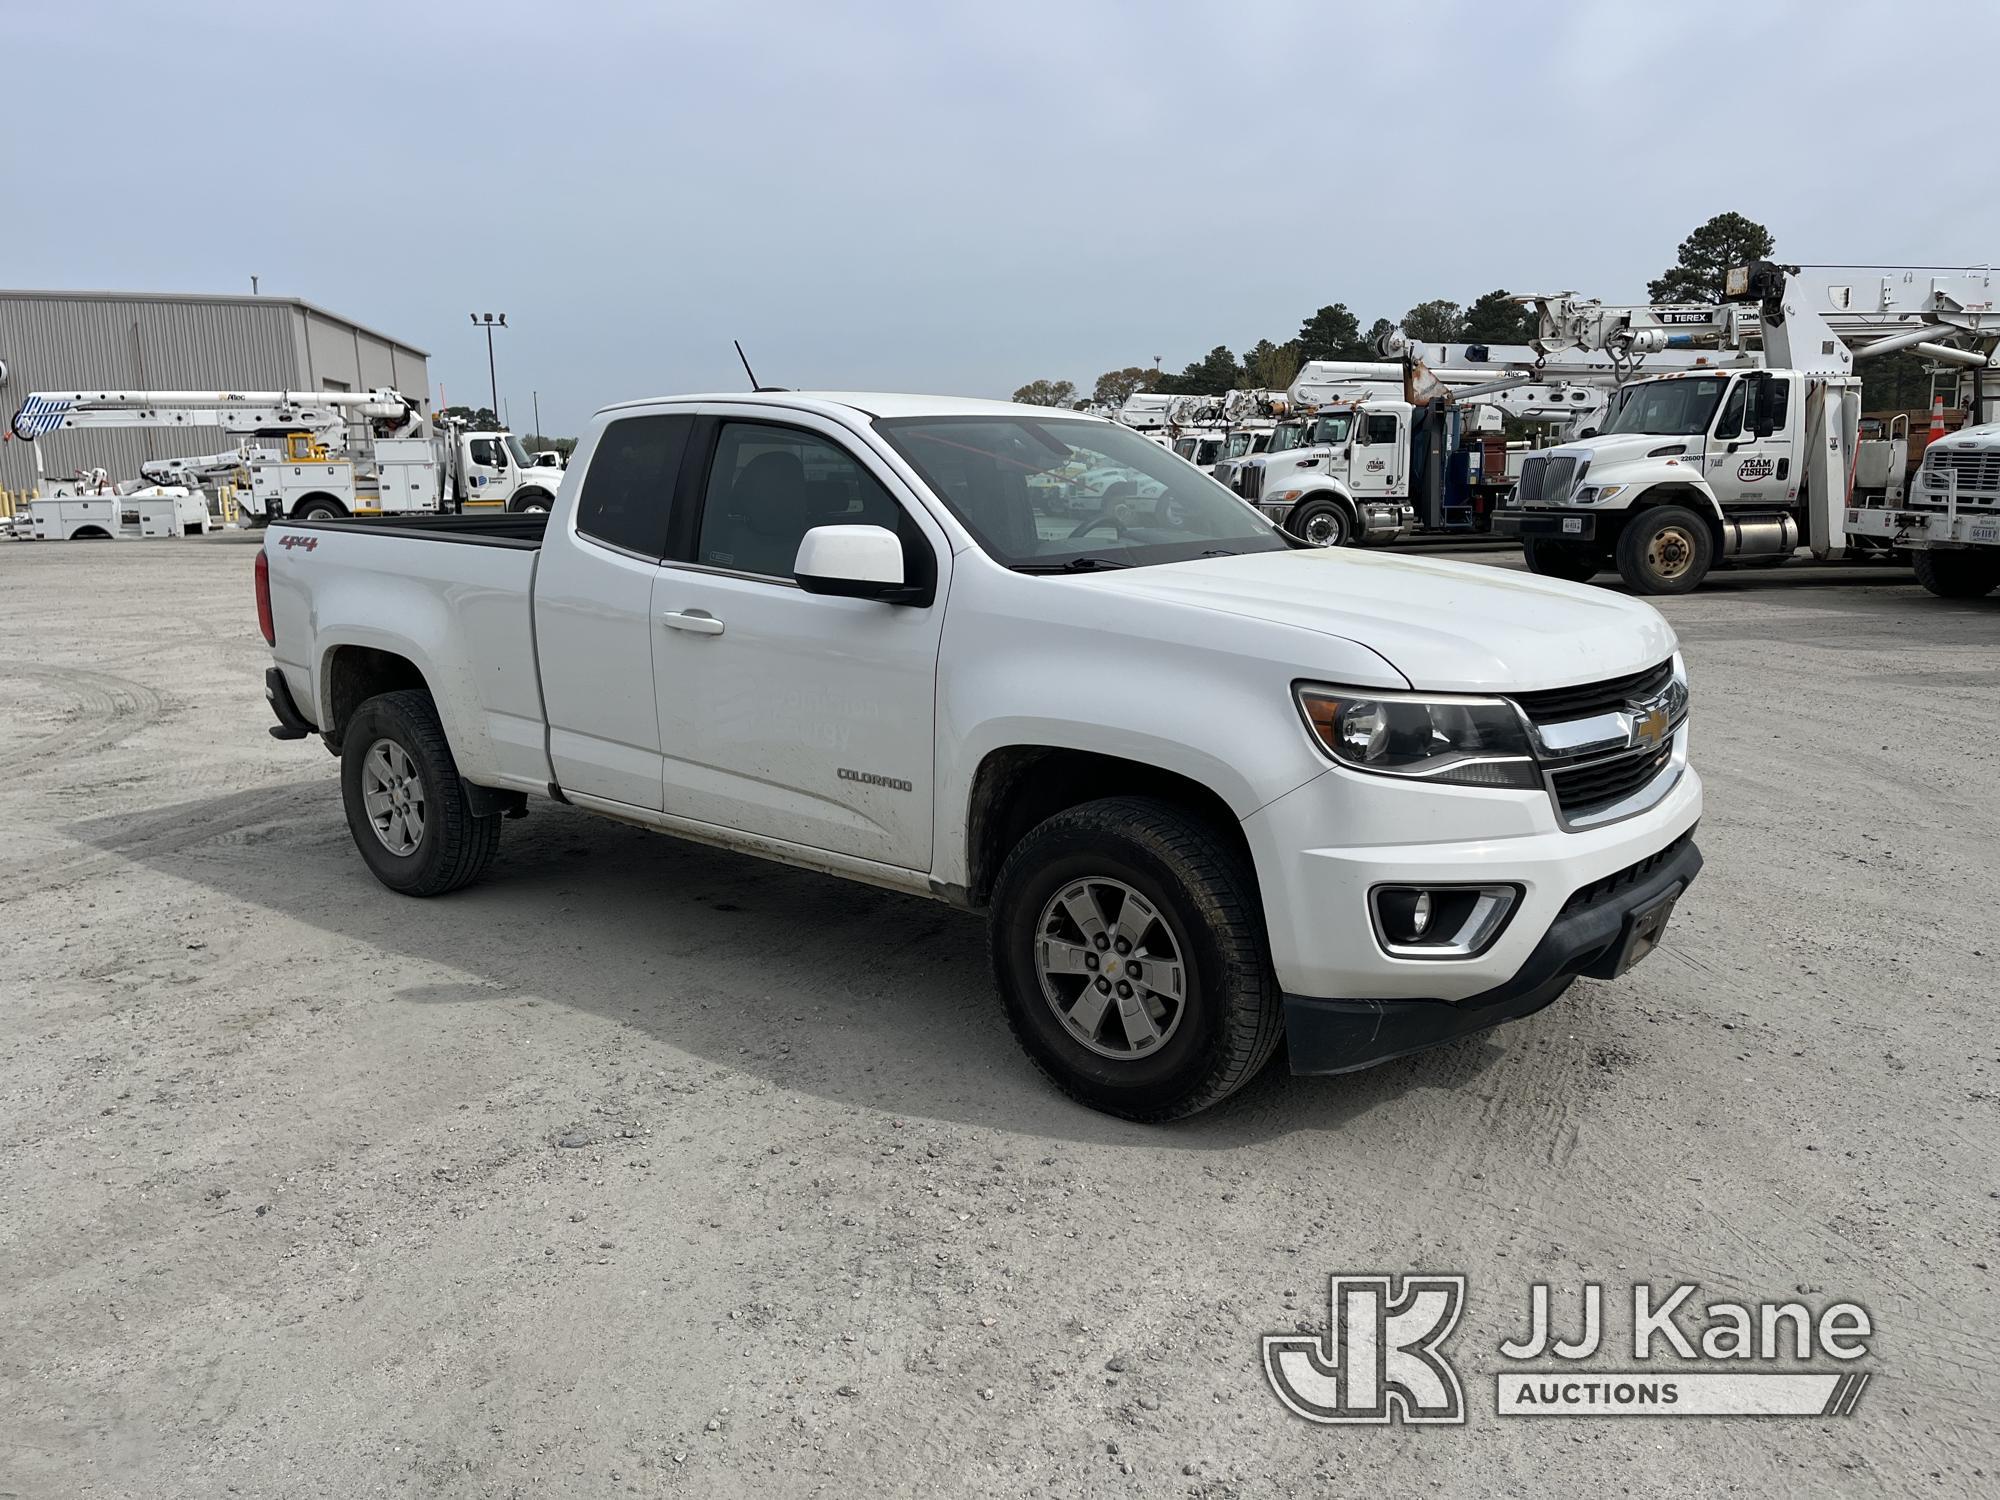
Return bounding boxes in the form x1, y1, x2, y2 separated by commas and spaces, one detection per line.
279, 534, 318, 552
1263, 1274, 1466, 1424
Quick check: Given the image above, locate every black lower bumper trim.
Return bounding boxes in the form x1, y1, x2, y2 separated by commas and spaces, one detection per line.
1284, 832, 1703, 1074
264, 667, 316, 741
1493, 512, 1597, 540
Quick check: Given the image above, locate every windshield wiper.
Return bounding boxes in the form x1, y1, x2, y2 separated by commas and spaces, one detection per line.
1013, 556, 1134, 574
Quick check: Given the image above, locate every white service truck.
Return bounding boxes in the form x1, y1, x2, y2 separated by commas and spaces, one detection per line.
258, 390, 1703, 1121
6, 389, 562, 525
1494, 262, 2000, 592
1846, 419, 2000, 597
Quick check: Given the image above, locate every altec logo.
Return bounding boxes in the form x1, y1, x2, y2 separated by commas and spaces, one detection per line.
1263, 1275, 1467, 1424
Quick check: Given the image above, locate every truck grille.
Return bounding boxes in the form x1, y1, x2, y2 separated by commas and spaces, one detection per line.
1510, 659, 1674, 722
1239, 465, 1262, 501
1540, 456, 1578, 504
1920, 446, 2000, 504
1550, 742, 1674, 820
1516, 455, 1545, 506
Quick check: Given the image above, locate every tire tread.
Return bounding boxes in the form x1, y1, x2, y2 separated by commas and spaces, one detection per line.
988, 795, 1283, 1121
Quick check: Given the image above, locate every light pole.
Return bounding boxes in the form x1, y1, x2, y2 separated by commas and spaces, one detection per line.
469, 312, 506, 422
532, 390, 542, 446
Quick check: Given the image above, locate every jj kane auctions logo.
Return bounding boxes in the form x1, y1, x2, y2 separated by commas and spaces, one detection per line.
1264, 1275, 1874, 1423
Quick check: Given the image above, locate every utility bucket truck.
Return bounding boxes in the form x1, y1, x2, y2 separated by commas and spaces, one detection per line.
6, 390, 565, 530
1226, 351, 1631, 547
1493, 262, 2000, 593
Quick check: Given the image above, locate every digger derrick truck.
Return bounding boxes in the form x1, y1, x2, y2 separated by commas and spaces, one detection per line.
1494, 262, 2000, 594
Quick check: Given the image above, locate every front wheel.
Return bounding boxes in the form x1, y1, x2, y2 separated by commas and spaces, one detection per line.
1290, 497, 1350, 548
1523, 537, 1602, 582
987, 796, 1283, 1121
508, 491, 554, 514
340, 689, 500, 896
1615, 505, 1713, 594
1913, 548, 2000, 598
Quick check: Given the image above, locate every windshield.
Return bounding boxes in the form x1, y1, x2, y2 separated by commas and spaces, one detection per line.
875, 415, 1286, 570
1602, 377, 1728, 437
1309, 413, 1353, 445
503, 434, 535, 468
1266, 421, 1307, 454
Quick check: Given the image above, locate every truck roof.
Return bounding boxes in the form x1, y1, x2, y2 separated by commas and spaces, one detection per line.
597, 391, 1100, 422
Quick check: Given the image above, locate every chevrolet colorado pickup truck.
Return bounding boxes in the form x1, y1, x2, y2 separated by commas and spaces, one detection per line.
257, 392, 1703, 1120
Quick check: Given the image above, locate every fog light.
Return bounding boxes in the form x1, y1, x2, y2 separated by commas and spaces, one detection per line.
1370, 884, 1521, 959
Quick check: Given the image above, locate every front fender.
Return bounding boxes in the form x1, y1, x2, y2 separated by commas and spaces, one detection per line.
1600, 468, 1722, 521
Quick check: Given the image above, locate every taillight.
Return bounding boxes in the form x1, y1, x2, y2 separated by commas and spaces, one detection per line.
255, 549, 275, 645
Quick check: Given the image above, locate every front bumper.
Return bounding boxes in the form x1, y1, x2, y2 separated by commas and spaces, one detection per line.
1243, 743, 1703, 1008
1844, 505, 2000, 549
1283, 832, 1702, 1073
1493, 509, 1597, 540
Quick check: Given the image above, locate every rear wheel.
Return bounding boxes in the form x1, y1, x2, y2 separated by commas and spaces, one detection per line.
1290, 497, 1350, 548
1615, 504, 1713, 594
1913, 548, 2000, 598
340, 689, 500, 896
295, 495, 345, 522
1523, 537, 1601, 582
987, 796, 1283, 1121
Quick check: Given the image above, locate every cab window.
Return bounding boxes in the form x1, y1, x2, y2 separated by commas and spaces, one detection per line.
468, 437, 504, 468
1363, 413, 1399, 445
693, 421, 911, 582
1713, 380, 1748, 440
574, 414, 692, 558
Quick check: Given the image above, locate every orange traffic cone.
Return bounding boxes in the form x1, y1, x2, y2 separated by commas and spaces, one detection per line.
1926, 395, 1947, 447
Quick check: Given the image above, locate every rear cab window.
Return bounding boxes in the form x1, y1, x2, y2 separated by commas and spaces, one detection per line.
574, 414, 693, 557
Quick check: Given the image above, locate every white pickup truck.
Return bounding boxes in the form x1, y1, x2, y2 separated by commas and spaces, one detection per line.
257, 391, 1703, 1120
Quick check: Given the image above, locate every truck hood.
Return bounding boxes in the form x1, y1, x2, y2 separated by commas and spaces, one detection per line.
1553, 433, 1702, 473
1072, 548, 1676, 693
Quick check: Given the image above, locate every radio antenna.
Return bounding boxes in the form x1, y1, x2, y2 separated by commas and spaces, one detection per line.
734, 340, 761, 390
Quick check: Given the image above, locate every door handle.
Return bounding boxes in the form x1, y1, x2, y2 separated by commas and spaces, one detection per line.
661, 609, 724, 636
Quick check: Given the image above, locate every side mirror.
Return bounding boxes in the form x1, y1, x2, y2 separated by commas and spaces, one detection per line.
794, 524, 914, 602
1579, 427, 1599, 439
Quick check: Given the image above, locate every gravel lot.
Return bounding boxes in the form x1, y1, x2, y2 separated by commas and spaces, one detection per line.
2, 533, 1994, 1498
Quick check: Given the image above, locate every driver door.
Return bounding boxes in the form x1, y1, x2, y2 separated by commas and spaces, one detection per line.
1707, 374, 1793, 508
1347, 409, 1403, 499
651, 412, 949, 869
463, 436, 508, 509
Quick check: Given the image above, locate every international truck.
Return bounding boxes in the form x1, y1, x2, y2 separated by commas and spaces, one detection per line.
258, 390, 1703, 1120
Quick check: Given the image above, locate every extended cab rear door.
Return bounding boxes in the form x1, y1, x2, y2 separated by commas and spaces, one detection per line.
532, 412, 697, 809
649, 406, 950, 870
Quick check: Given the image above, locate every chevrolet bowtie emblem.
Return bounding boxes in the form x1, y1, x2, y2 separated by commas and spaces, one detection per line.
1631, 704, 1670, 751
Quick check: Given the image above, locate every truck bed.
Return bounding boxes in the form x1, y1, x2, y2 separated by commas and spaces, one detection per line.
279, 512, 548, 548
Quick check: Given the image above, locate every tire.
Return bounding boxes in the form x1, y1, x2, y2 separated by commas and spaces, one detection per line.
1522, 537, 1601, 582
295, 496, 344, 522
509, 491, 554, 514
340, 689, 500, 896
987, 796, 1283, 1121
1615, 504, 1713, 594
1912, 548, 2000, 599
1290, 497, 1350, 548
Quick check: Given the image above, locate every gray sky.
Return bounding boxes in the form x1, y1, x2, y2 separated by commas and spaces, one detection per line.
13, 0, 1997, 435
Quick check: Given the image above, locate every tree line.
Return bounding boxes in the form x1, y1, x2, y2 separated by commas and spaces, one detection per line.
1012, 212, 1950, 412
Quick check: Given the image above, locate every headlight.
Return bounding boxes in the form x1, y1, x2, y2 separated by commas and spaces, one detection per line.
1295, 685, 1539, 789
1575, 484, 1626, 504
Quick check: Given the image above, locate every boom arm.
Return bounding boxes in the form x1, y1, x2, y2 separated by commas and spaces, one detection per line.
9, 388, 422, 442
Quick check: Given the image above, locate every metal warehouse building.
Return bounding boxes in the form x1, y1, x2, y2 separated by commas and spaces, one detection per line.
0, 290, 429, 494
